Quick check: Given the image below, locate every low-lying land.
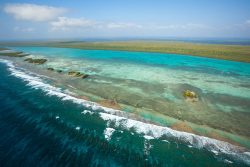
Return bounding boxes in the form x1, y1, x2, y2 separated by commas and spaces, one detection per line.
1, 40, 250, 62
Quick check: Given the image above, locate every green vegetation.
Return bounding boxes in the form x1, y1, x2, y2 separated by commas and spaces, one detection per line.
46, 68, 89, 78
24, 58, 47, 64
0, 48, 6, 51
68, 71, 89, 78
0, 50, 28, 57
1, 40, 250, 62
183, 90, 198, 99
47, 67, 54, 71
55, 41, 250, 63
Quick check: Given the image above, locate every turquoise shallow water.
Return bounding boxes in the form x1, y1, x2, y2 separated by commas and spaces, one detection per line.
1, 47, 250, 166
11, 46, 250, 77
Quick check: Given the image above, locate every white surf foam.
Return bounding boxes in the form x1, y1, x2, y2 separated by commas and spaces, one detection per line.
144, 135, 154, 140
104, 127, 115, 141
99, 112, 250, 164
81, 110, 94, 115
0, 59, 249, 165
144, 139, 153, 155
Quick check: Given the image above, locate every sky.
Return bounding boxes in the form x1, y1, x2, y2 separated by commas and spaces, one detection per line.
0, 0, 250, 40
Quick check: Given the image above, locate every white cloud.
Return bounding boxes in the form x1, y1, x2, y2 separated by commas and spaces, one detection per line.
106, 22, 142, 29
233, 20, 250, 30
14, 26, 34, 32
245, 20, 250, 26
150, 23, 211, 30
4, 3, 66, 22
50, 17, 142, 31
50, 17, 96, 30
48, 16, 211, 36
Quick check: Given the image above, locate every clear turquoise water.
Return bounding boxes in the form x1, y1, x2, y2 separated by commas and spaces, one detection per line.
1, 47, 250, 166
11, 46, 250, 77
